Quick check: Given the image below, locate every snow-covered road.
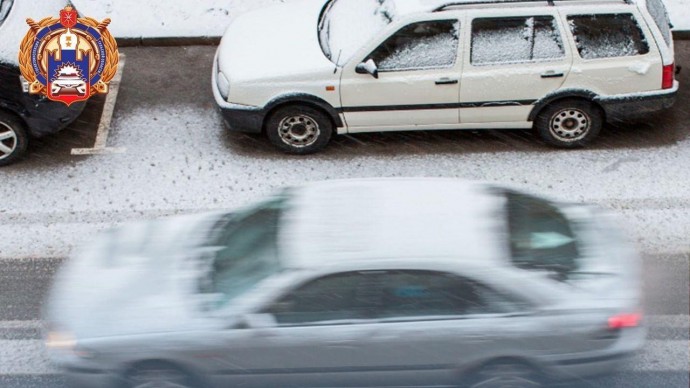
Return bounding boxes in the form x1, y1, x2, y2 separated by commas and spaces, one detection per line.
1, 43, 689, 259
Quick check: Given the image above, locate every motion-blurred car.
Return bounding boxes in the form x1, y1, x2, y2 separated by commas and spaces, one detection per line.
45, 179, 643, 388
0, 0, 86, 166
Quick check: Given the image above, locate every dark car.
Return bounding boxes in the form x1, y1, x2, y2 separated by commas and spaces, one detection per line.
0, 0, 86, 166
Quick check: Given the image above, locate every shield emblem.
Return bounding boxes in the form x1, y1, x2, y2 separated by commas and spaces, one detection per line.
19, 6, 119, 106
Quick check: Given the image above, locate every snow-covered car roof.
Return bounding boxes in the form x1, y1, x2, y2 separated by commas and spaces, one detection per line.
280, 178, 507, 269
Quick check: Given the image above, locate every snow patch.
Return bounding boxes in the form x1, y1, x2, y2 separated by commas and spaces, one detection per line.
628, 61, 652, 75
663, 0, 690, 31
70, 0, 288, 39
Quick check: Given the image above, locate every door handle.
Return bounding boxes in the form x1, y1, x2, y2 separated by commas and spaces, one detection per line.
541, 71, 564, 78
435, 78, 459, 85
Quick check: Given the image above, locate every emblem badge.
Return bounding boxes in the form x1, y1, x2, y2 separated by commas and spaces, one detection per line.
18, 6, 119, 106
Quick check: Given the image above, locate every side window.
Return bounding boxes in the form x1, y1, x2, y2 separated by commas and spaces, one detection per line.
265, 272, 376, 325
367, 20, 459, 72
567, 14, 650, 59
377, 271, 523, 318
471, 16, 565, 66
506, 192, 580, 279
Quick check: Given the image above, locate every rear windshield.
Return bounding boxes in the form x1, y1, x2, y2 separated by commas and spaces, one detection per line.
646, 0, 672, 47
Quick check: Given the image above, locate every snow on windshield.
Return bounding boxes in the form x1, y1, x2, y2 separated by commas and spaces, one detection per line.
471, 17, 564, 66
319, 0, 396, 65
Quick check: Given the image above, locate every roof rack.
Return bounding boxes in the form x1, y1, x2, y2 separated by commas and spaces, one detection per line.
433, 0, 632, 12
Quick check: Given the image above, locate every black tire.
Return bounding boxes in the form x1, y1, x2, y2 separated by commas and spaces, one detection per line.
126, 362, 201, 388
534, 99, 603, 148
265, 105, 333, 154
0, 112, 29, 167
460, 359, 544, 388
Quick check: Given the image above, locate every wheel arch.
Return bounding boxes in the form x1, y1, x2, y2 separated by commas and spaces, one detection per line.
529, 89, 606, 122
262, 94, 344, 132
120, 358, 211, 388
0, 105, 29, 131
456, 355, 552, 381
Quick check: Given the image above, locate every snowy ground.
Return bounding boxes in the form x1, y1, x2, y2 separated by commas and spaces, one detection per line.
68, 0, 690, 39
1, 43, 690, 259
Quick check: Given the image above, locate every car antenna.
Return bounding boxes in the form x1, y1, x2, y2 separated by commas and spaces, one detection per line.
333, 49, 343, 74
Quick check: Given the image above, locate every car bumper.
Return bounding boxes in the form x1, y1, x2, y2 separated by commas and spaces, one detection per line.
61, 366, 122, 388
21, 96, 87, 138
544, 326, 646, 381
211, 52, 264, 134
596, 81, 678, 122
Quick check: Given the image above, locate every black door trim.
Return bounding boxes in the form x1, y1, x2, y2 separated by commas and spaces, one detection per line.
339, 99, 536, 113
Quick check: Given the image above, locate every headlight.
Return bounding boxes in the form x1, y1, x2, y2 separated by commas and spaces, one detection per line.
217, 71, 230, 100
46, 330, 94, 358
45, 330, 76, 352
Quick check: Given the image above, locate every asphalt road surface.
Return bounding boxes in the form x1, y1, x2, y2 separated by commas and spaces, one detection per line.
1, 41, 689, 386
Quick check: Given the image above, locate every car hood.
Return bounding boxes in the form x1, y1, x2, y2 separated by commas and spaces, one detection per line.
217, 0, 335, 83
45, 213, 225, 339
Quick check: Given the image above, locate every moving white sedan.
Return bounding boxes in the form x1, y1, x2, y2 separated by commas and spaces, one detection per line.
45, 179, 643, 388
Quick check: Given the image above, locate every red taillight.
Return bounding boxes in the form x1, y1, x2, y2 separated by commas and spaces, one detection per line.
608, 313, 642, 330
662, 63, 675, 89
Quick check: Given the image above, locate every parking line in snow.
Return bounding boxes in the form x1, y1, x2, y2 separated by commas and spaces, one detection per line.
71, 54, 127, 155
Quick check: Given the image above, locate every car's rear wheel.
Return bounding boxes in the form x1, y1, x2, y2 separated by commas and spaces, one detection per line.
126, 362, 200, 388
534, 99, 603, 148
265, 105, 333, 154
0, 112, 29, 167
461, 359, 544, 388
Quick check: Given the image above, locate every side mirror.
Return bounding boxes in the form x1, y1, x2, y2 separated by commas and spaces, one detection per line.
235, 313, 277, 329
355, 59, 379, 79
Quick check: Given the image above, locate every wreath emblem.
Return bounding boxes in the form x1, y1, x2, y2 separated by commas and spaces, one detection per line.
18, 6, 119, 106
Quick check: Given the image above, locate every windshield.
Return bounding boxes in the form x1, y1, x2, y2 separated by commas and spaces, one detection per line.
201, 196, 288, 307
0, 0, 12, 25
318, 0, 396, 65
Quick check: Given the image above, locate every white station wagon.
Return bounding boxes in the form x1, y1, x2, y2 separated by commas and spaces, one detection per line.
213, 0, 678, 154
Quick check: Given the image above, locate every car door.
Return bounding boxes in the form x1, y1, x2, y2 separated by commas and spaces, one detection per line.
460, 11, 572, 125
215, 271, 384, 388
354, 270, 546, 387
340, 18, 463, 133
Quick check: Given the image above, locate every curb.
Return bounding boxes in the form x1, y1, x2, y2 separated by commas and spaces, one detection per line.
116, 36, 221, 47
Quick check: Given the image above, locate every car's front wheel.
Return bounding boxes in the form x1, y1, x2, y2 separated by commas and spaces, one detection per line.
0, 112, 29, 167
265, 105, 333, 154
126, 362, 199, 388
534, 99, 603, 148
